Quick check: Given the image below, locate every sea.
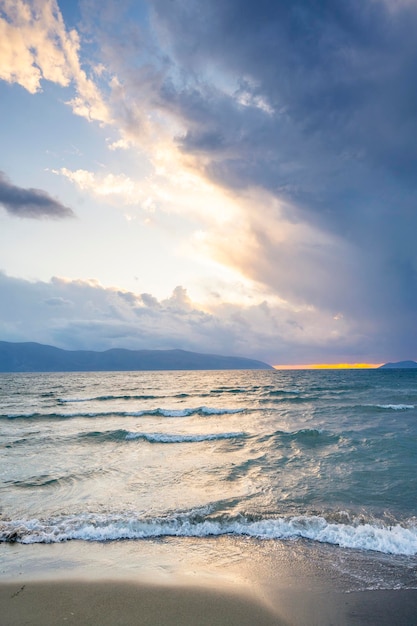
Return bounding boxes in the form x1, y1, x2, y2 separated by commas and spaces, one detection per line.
1, 368, 417, 591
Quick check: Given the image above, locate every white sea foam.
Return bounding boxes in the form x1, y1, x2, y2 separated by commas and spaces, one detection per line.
155, 408, 195, 417
125, 431, 246, 443
377, 404, 415, 410
2, 513, 417, 555
199, 406, 244, 415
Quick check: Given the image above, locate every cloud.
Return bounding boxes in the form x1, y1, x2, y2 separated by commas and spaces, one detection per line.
0, 171, 74, 219
54, 168, 140, 204
15, 0, 416, 360
2, 1, 417, 362
0, 0, 110, 123
0, 272, 381, 364
53, 161, 241, 227
131, 0, 417, 358
147, 0, 417, 213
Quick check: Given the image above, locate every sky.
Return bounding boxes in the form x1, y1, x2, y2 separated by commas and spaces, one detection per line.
0, 0, 416, 366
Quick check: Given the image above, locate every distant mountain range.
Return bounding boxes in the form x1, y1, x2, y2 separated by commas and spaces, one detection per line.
0, 341, 273, 372
379, 360, 417, 369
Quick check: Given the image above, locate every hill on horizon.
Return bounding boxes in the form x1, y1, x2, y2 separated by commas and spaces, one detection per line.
379, 360, 417, 369
0, 341, 273, 372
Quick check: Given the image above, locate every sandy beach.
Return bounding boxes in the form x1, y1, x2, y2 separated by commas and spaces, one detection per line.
2, 579, 417, 626
1, 539, 417, 625
2, 370, 417, 625
0, 580, 281, 626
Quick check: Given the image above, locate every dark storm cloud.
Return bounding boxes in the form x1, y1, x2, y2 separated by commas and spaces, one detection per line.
81, 0, 417, 359
0, 171, 74, 219
143, 0, 417, 356
151, 0, 417, 214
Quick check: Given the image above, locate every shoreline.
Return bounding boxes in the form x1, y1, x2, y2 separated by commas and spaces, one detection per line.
2, 539, 417, 625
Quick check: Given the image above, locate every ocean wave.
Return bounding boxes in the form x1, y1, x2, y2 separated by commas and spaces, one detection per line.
259, 395, 318, 405
257, 428, 340, 447
283, 428, 340, 445
5, 471, 89, 489
124, 431, 246, 443
1, 511, 416, 555
134, 407, 245, 418
376, 404, 415, 411
79, 430, 246, 443
1, 406, 246, 420
58, 394, 158, 403
355, 403, 416, 413
210, 387, 248, 394
267, 389, 301, 396
1, 411, 126, 420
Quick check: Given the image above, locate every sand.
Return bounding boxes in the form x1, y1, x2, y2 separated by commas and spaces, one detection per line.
2, 580, 417, 626
2, 539, 417, 625
0, 580, 283, 626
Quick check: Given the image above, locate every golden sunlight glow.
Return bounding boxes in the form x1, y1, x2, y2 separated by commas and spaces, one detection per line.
273, 363, 384, 370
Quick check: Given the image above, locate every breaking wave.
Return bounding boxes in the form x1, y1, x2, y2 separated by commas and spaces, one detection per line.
1, 511, 417, 555
79, 430, 246, 444
1, 406, 246, 420
124, 431, 246, 443
376, 404, 415, 411
58, 394, 158, 403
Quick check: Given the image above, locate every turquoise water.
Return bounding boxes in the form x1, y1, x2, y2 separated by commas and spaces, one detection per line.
1, 369, 417, 586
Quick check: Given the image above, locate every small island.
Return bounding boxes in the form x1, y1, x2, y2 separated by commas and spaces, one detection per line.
379, 360, 417, 369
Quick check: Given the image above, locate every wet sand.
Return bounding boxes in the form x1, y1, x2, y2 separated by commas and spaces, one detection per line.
0, 580, 282, 626
2, 539, 417, 625
2, 580, 417, 626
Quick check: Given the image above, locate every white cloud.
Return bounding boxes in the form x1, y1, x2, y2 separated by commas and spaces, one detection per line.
53, 159, 241, 227
0, 0, 110, 123
55, 168, 141, 204
0, 13, 42, 93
